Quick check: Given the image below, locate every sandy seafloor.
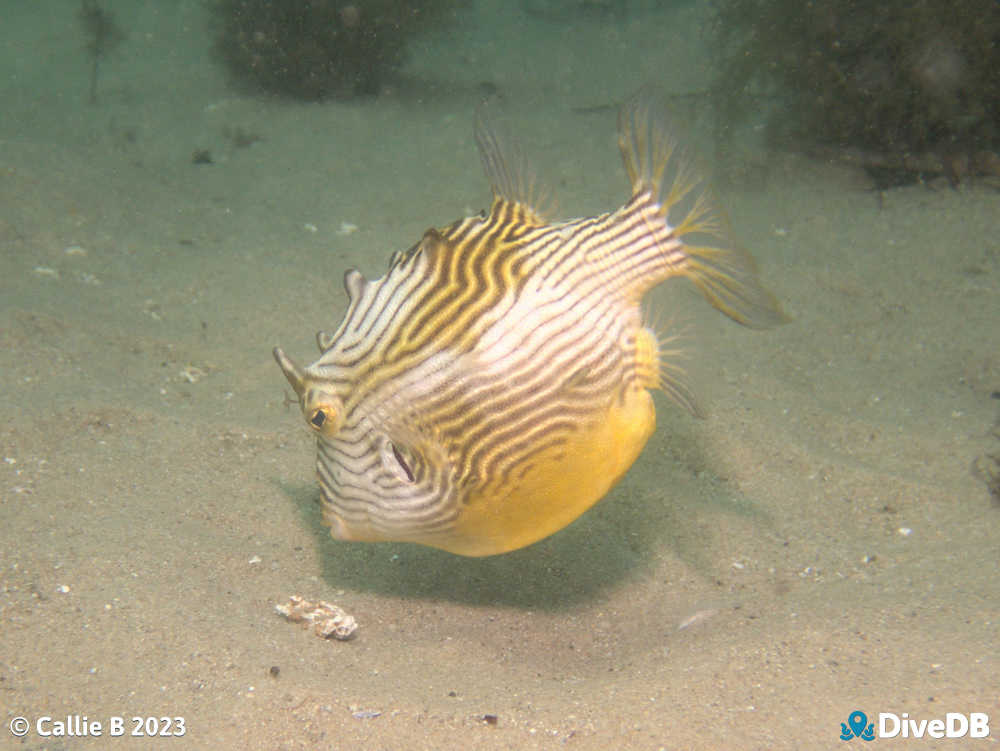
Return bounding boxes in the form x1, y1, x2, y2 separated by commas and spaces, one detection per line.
2, 1, 999, 749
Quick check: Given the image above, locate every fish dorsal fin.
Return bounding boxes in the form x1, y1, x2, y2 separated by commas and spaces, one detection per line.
474, 98, 549, 226
617, 86, 707, 213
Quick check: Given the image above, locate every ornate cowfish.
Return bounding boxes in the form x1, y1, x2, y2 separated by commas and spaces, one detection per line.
274, 89, 785, 557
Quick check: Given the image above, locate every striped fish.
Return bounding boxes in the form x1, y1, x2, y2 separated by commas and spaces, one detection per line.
274, 89, 785, 557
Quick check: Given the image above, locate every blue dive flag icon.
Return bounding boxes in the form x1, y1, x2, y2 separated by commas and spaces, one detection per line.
840, 710, 875, 741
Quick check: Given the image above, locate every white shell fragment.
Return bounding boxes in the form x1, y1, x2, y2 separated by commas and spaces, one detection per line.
275, 595, 357, 640
179, 365, 207, 383
676, 608, 719, 631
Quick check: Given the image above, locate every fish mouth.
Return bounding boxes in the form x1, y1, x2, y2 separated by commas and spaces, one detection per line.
273, 347, 307, 399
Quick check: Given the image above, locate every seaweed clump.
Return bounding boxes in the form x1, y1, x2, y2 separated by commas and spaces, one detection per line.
711, 0, 1000, 180
211, 0, 464, 100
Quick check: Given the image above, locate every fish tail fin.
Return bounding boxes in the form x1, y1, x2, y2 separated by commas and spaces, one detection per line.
618, 87, 788, 329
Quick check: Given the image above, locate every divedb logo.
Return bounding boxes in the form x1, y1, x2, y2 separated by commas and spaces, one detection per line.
840, 709, 991, 741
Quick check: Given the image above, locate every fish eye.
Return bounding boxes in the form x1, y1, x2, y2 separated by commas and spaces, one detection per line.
306, 405, 338, 435
301, 386, 344, 438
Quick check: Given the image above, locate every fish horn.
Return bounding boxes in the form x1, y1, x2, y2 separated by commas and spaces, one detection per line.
272, 347, 307, 399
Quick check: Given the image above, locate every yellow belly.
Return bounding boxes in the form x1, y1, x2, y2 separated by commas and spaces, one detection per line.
441, 385, 656, 556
